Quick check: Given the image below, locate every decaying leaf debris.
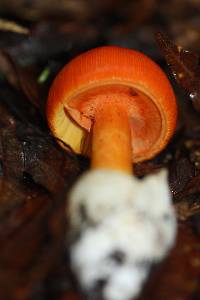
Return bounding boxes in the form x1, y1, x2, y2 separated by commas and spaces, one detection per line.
156, 31, 200, 112
0, 1, 200, 299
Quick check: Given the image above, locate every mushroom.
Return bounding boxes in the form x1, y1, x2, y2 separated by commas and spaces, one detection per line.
47, 46, 177, 300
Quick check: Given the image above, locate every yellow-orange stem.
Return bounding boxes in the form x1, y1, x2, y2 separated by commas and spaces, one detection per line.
91, 101, 133, 174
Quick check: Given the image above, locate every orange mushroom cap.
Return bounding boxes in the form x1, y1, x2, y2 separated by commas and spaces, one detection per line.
47, 46, 177, 163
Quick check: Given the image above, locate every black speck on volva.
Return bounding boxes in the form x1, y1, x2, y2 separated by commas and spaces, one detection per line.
109, 250, 126, 265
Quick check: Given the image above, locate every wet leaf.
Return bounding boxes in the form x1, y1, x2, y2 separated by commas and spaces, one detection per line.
190, 213, 200, 236
169, 157, 194, 197
156, 31, 200, 112
138, 223, 200, 300
175, 199, 200, 221
0, 51, 46, 113
0, 81, 46, 129
0, 177, 67, 300
0, 124, 79, 194
0, 50, 18, 87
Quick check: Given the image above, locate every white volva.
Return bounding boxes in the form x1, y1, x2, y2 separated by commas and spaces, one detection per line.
68, 169, 177, 300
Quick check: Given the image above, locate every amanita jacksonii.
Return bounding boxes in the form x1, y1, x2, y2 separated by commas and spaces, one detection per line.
47, 46, 177, 300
